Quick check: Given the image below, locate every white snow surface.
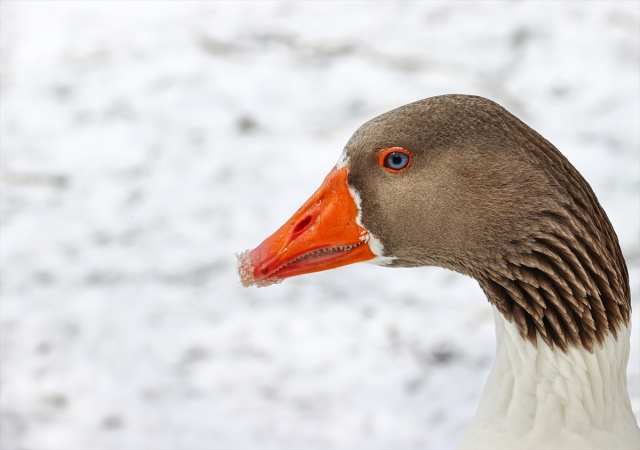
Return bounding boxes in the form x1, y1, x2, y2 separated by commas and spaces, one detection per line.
0, 2, 638, 449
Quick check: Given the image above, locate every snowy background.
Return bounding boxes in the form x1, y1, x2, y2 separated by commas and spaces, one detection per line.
1, 1, 639, 449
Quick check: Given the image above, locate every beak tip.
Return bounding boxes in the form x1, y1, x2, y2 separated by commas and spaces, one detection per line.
236, 248, 282, 288
236, 249, 254, 287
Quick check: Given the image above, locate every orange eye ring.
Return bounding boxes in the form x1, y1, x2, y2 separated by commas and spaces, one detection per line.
378, 147, 413, 173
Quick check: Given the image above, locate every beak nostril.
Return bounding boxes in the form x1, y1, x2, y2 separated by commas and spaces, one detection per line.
292, 214, 314, 236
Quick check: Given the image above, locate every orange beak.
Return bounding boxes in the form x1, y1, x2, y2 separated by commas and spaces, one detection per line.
238, 166, 376, 287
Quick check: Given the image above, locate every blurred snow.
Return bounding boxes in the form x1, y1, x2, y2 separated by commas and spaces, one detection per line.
0, 1, 638, 449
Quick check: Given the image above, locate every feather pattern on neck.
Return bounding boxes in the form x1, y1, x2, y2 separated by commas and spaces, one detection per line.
472, 109, 630, 352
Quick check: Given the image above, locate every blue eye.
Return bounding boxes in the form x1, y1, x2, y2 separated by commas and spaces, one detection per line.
385, 152, 410, 170
379, 148, 413, 172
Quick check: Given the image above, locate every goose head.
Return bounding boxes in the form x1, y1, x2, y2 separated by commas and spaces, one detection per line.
238, 95, 640, 448
239, 94, 630, 354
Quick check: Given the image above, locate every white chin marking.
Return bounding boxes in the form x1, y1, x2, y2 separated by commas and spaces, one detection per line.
366, 233, 396, 266
345, 176, 397, 267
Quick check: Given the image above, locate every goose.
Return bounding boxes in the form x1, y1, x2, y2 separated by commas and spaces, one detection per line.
238, 95, 640, 449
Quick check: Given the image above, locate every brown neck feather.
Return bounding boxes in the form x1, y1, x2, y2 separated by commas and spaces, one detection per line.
476, 113, 630, 352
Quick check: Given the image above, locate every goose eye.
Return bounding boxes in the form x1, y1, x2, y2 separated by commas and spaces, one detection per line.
379, 147, 412, 173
